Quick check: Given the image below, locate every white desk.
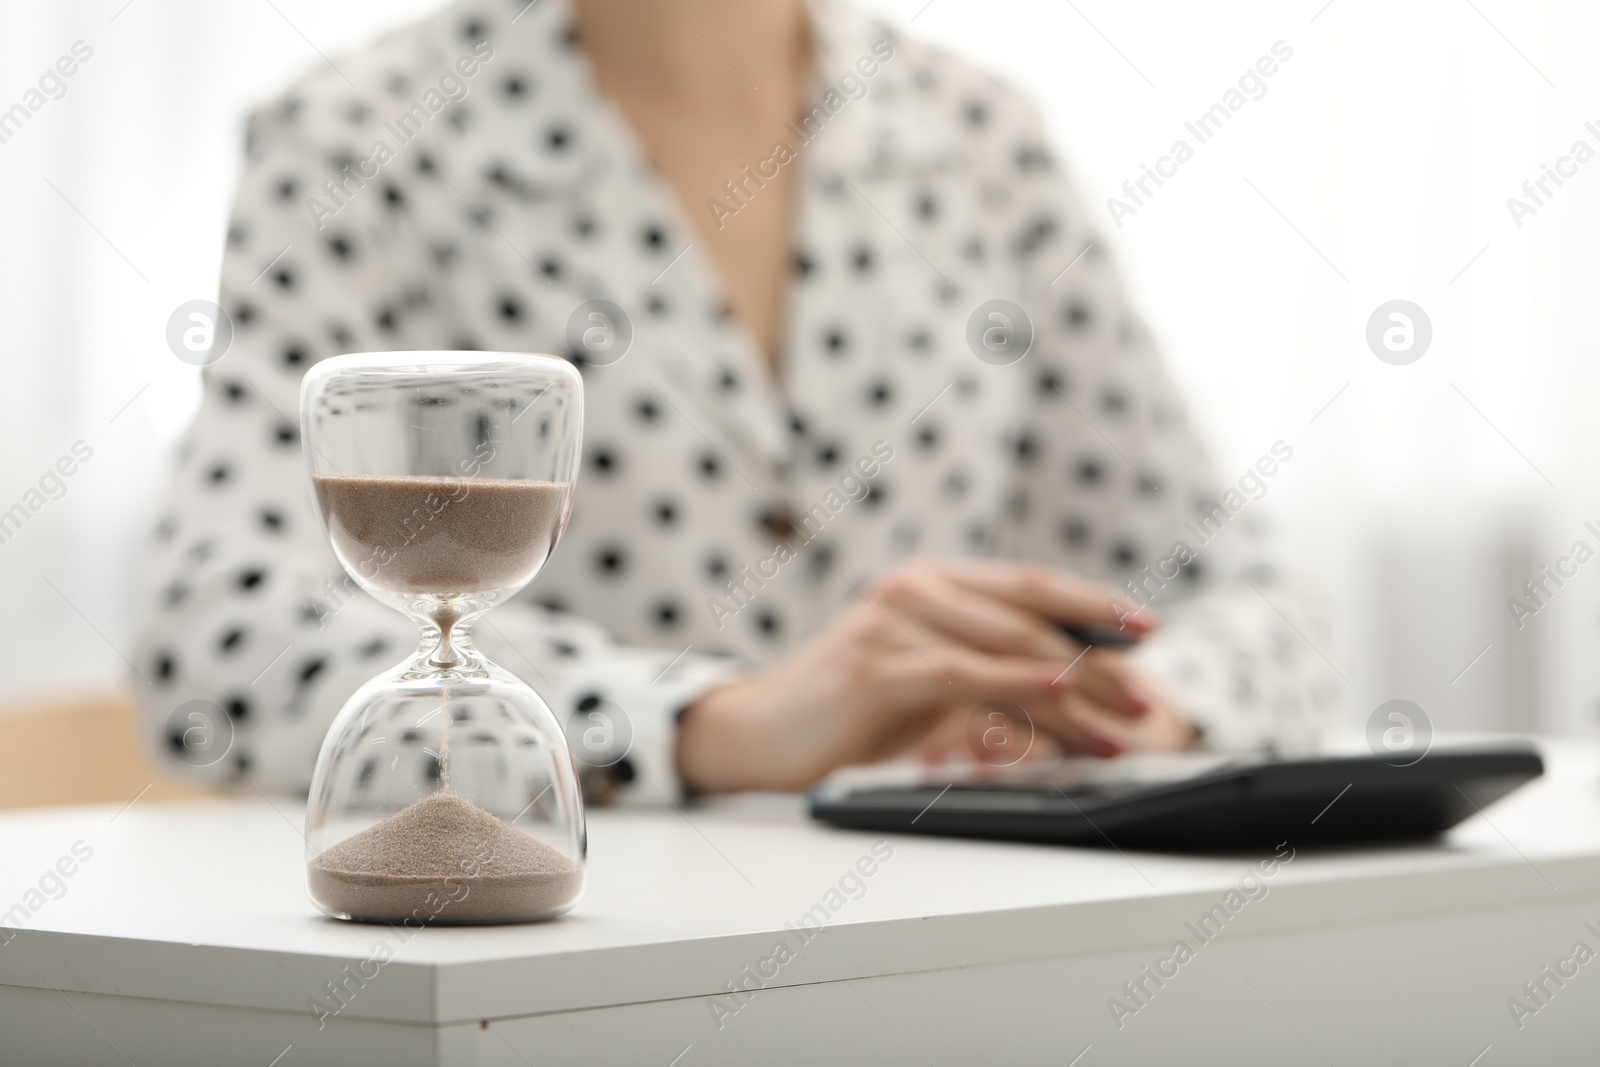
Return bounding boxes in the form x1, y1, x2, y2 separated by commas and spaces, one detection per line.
3, 741, 1599, 1066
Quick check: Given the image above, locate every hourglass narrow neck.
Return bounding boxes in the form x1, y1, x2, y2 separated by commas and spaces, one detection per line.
408, 601, 490, 677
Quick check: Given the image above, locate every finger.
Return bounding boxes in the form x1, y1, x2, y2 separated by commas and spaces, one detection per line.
961, 702, 1037, 766
1061, 694, 1138, 755
1068, 686, 1200, 754
1023, 692, 1128, 758
915, 707, 969, 765
938, 559, 1158, 636
1060, 649, 1151, 718
874, 644, 1072, 712
858, 704, 953, 766
872, 567, 1080, 661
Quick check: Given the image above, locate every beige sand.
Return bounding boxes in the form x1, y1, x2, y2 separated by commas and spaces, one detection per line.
314, 474, 567, 594
308, 794, 582, 923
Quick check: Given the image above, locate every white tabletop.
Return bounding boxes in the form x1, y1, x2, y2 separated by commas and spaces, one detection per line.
3, 740, 1598, 1028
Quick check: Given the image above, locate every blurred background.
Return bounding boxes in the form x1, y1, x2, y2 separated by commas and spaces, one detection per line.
0, 0, 1595, 746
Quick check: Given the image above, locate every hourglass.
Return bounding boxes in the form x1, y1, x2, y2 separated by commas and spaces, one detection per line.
299, 352, 585, 924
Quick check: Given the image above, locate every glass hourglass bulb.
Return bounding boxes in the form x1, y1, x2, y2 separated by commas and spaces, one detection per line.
298, 352, 586, 924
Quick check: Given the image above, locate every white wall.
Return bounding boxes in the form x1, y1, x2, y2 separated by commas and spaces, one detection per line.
1, 0, 1595, 737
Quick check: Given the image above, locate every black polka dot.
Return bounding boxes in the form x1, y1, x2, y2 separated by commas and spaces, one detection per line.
575, 692, 602, 713
590, 447, 619, 476
259, 508, 285, 533
641, 224, 667, 252
282, 344, 306, 368
219, 628, 246, 655
274, 423, 298, 448
207, 463, 231, 485
698, 453, 721, 480
358, 636, 388, 659
326, 234, 354, 260
1077, 459, 1103, 485
822, 327, 848, 356
635, 397, 660, 422
236, 568, 266, 592
654, 499, 678, 526
595, 545, 627, 576
298, 658, 327, 686
153, 652, 177, 684
653, 600, 681, 629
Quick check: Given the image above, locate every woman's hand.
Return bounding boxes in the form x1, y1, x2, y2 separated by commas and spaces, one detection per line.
674, 556, 1196, 793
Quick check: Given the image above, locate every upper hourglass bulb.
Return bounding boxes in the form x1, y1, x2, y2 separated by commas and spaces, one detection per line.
298, 352, 587, 924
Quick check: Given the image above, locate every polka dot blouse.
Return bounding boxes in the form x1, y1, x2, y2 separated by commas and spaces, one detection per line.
134, 0, 1341, 802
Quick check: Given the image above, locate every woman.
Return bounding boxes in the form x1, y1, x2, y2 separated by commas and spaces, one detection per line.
135, 0, 1338, 800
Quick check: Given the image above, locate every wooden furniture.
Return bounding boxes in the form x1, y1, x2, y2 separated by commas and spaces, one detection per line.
0, 690, 215, 810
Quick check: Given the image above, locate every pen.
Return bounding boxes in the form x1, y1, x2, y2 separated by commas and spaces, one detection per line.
1056, 622, 1140, 649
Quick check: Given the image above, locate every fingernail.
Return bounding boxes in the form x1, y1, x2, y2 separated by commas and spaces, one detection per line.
1127, 612, 1158, 632
1120, 682, 1150, 715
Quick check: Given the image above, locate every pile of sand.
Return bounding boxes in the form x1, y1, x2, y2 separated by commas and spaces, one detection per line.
308, 793, 581, 923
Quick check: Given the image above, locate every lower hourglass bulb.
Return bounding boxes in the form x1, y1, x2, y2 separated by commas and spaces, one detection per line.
303, 473, 586, 924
